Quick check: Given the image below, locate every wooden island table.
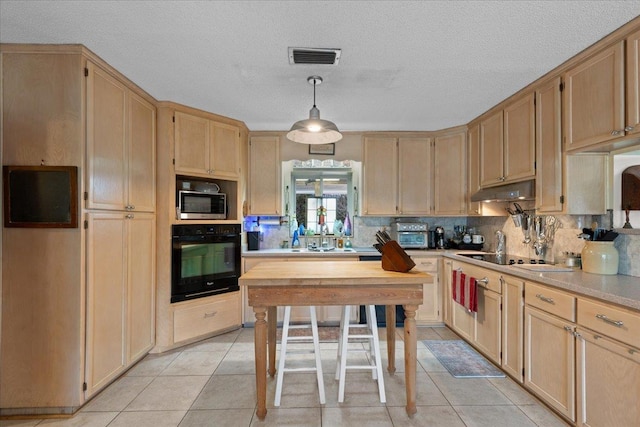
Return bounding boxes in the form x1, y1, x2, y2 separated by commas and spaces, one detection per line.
239, 260, 430, 419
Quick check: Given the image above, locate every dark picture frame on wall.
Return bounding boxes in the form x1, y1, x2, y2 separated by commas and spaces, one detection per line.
308, 143, 335, 155
3, 165, 79, 228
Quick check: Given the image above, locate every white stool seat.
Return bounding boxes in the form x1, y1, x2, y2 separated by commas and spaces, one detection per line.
274, 306, 325, 406
335, 305, 386, 403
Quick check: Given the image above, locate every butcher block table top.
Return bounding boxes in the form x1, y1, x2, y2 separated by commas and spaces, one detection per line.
240, 260, 431, 420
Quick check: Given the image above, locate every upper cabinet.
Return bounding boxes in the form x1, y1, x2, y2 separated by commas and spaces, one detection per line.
627, 29, 640, 137
563, 41, 626, 150
362, 136, 432, 216
466, 124, 482, 215
433, 130, 467, 215
535, 77, 563, 213
248, 135, 281, 216
86, 61, 156, 212
174, 111, 240, 179
480, 93, 535, 187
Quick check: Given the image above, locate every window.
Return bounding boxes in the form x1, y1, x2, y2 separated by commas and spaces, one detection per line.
290, 169, 353, 235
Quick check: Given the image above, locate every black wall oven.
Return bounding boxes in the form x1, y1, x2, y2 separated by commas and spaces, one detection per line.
171, 224, 241, 303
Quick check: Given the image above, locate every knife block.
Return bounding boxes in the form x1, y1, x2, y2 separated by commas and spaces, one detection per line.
380, 240, 416, 272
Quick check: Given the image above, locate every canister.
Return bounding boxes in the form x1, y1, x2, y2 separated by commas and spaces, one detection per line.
581, 241, 618, 275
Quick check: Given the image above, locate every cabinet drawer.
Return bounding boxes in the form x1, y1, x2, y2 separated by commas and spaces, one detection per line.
525, 282, 575, 322
453, 261, 501, 294
413, 256, 439, 273
174, 292, 241, 343
578, 298, 640, 348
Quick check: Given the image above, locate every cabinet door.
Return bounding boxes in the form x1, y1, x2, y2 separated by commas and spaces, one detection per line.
535, 78, 563, 213
467, 124, 482, 215
480, 110, 504, 187
248, 136, 281, 215
127, 92, 156, 212
442, 259, 453, 327
174, 111, 210, 175
127, 213, 155, 363
503, 93, 535, 182
362, 137, 398, 215
524, 306, 575, 421
576, 328, 640, 427
434, 131, 467, 215
85, 213, 126, 396
398, 137, 432, 215
413, 257, 441, 324
451, 300, 475, 342
210, 121, 240, 178
474, 287, 501, 365
564, 41, 625, 150
627, 29, 640, 136
86, 62, 127, 210
501, 275, 524, 382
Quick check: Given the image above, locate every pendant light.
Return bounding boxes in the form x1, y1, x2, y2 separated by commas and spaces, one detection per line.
287, 76, 342, 144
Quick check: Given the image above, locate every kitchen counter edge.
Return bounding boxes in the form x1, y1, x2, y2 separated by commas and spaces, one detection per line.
445, 253, 640, 312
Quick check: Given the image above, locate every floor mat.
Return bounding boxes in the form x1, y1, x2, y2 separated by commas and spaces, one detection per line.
423, 339, 505, 378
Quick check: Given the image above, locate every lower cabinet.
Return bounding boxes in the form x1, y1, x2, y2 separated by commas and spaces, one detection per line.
85, 212, 155, 397
575, 297, 640, 427
501, 274, 525, 382
412, 256, 442, 325
173, 292, 241, 343
524, 283, 576, 422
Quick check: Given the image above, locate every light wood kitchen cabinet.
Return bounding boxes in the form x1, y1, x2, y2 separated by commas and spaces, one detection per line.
174, 111, 241, 179
501, 274, 524, 382
398, 137, 433, 215
412, 256, 441, 325
362, 136, 432, 216
467, 123, 482, 215
86, 61, 156, 213
433, 130, 467, 215
535, 77, 564, 213
479, 110, 504, 187
627, 29, 640, 137
480, 93, 535, 187
85, 212, 155, 397
563, 41, 626, 150
575, 297, 640, 427
248, 136, 281, 215
565, 154, 610, 215
362, 136, 399, 215
173, 292, 241, 343
524, 282, 576, 422
442, 259, 454, 326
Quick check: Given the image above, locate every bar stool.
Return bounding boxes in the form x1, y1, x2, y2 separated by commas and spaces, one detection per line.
274, 306, 326, 406
335, 305, 386, 403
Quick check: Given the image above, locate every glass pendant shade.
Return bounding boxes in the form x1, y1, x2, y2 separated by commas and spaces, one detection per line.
287, 76, 342, 145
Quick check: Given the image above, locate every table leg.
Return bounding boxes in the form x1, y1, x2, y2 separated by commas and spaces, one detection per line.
403, 304, 418, 417
267, 306, 277, 377
385, 304, 396, 374
253, 306, 268, 420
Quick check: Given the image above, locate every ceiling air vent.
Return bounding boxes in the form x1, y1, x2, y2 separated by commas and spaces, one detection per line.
289, 47, 341, 65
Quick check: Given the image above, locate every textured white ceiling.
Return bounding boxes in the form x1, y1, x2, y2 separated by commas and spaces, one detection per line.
1, 1, 639, 132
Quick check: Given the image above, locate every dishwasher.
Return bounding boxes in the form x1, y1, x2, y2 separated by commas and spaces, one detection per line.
358, 254, 406, 326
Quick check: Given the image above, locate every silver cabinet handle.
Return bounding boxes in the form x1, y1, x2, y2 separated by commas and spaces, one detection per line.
563, 325, 573, 332
624, 125, 635, 132
476, 277, 489, 288
204, 311, 218, 319
536, 294, 555, 304
611, 129, 623, 136
125, 214, 134, 219
595, 313, 624, 327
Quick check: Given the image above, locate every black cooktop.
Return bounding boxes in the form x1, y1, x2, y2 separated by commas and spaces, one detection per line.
460, 253, 547, 266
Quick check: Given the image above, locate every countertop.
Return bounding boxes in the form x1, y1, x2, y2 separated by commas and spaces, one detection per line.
445, 253, 640, 312
242, 247, 640, 312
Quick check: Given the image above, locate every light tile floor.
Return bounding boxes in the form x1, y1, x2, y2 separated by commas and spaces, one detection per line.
0, 326, 570, 427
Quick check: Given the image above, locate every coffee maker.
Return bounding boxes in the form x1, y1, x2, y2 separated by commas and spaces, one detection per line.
428, 227, 446, 249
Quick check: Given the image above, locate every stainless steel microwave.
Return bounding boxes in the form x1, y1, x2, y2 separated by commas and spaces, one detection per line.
177, 190, 226, 220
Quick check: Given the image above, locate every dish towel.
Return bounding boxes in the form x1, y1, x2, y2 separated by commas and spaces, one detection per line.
452, 270, 478, 313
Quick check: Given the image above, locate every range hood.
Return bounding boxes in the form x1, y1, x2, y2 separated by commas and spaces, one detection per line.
470, 180, 535, 202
